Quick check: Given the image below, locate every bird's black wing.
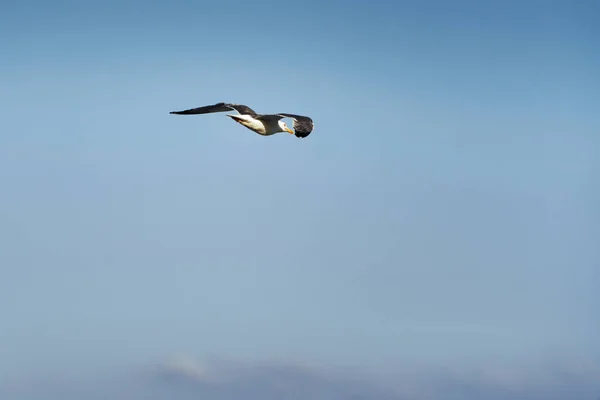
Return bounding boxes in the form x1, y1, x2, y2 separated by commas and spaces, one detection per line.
277, 113, 315, 138
170, 102, 258, 117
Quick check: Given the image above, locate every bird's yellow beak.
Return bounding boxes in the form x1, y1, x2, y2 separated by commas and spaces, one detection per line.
285, 127, 294, 134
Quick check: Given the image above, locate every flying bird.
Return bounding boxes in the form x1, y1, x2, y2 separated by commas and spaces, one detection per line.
170, 102, 314, 138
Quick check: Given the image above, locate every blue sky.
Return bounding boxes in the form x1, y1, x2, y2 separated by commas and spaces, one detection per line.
1, 0, 599, 398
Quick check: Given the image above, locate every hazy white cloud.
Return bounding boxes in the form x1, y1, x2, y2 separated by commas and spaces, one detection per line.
1, 356, 599, 400
160, 356, 214, 383
148, 356, 600, 400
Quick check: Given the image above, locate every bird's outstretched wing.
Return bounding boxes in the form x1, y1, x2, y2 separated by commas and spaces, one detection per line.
170, 102, 258, 117
276, 113, 314, 138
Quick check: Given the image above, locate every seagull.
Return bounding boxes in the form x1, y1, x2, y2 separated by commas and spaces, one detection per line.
170, 102, 315, 138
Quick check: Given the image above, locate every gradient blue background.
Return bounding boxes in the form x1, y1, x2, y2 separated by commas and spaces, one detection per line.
1, 0, 599, 398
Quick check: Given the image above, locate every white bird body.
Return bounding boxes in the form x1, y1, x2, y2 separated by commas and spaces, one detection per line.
226, 113, 285, 136
170, 102, 315, 138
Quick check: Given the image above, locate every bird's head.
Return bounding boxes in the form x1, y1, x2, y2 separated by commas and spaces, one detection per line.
279, 120, 294, 134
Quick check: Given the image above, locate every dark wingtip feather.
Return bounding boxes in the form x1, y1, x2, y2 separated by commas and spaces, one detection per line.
294, 130, 311, 138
